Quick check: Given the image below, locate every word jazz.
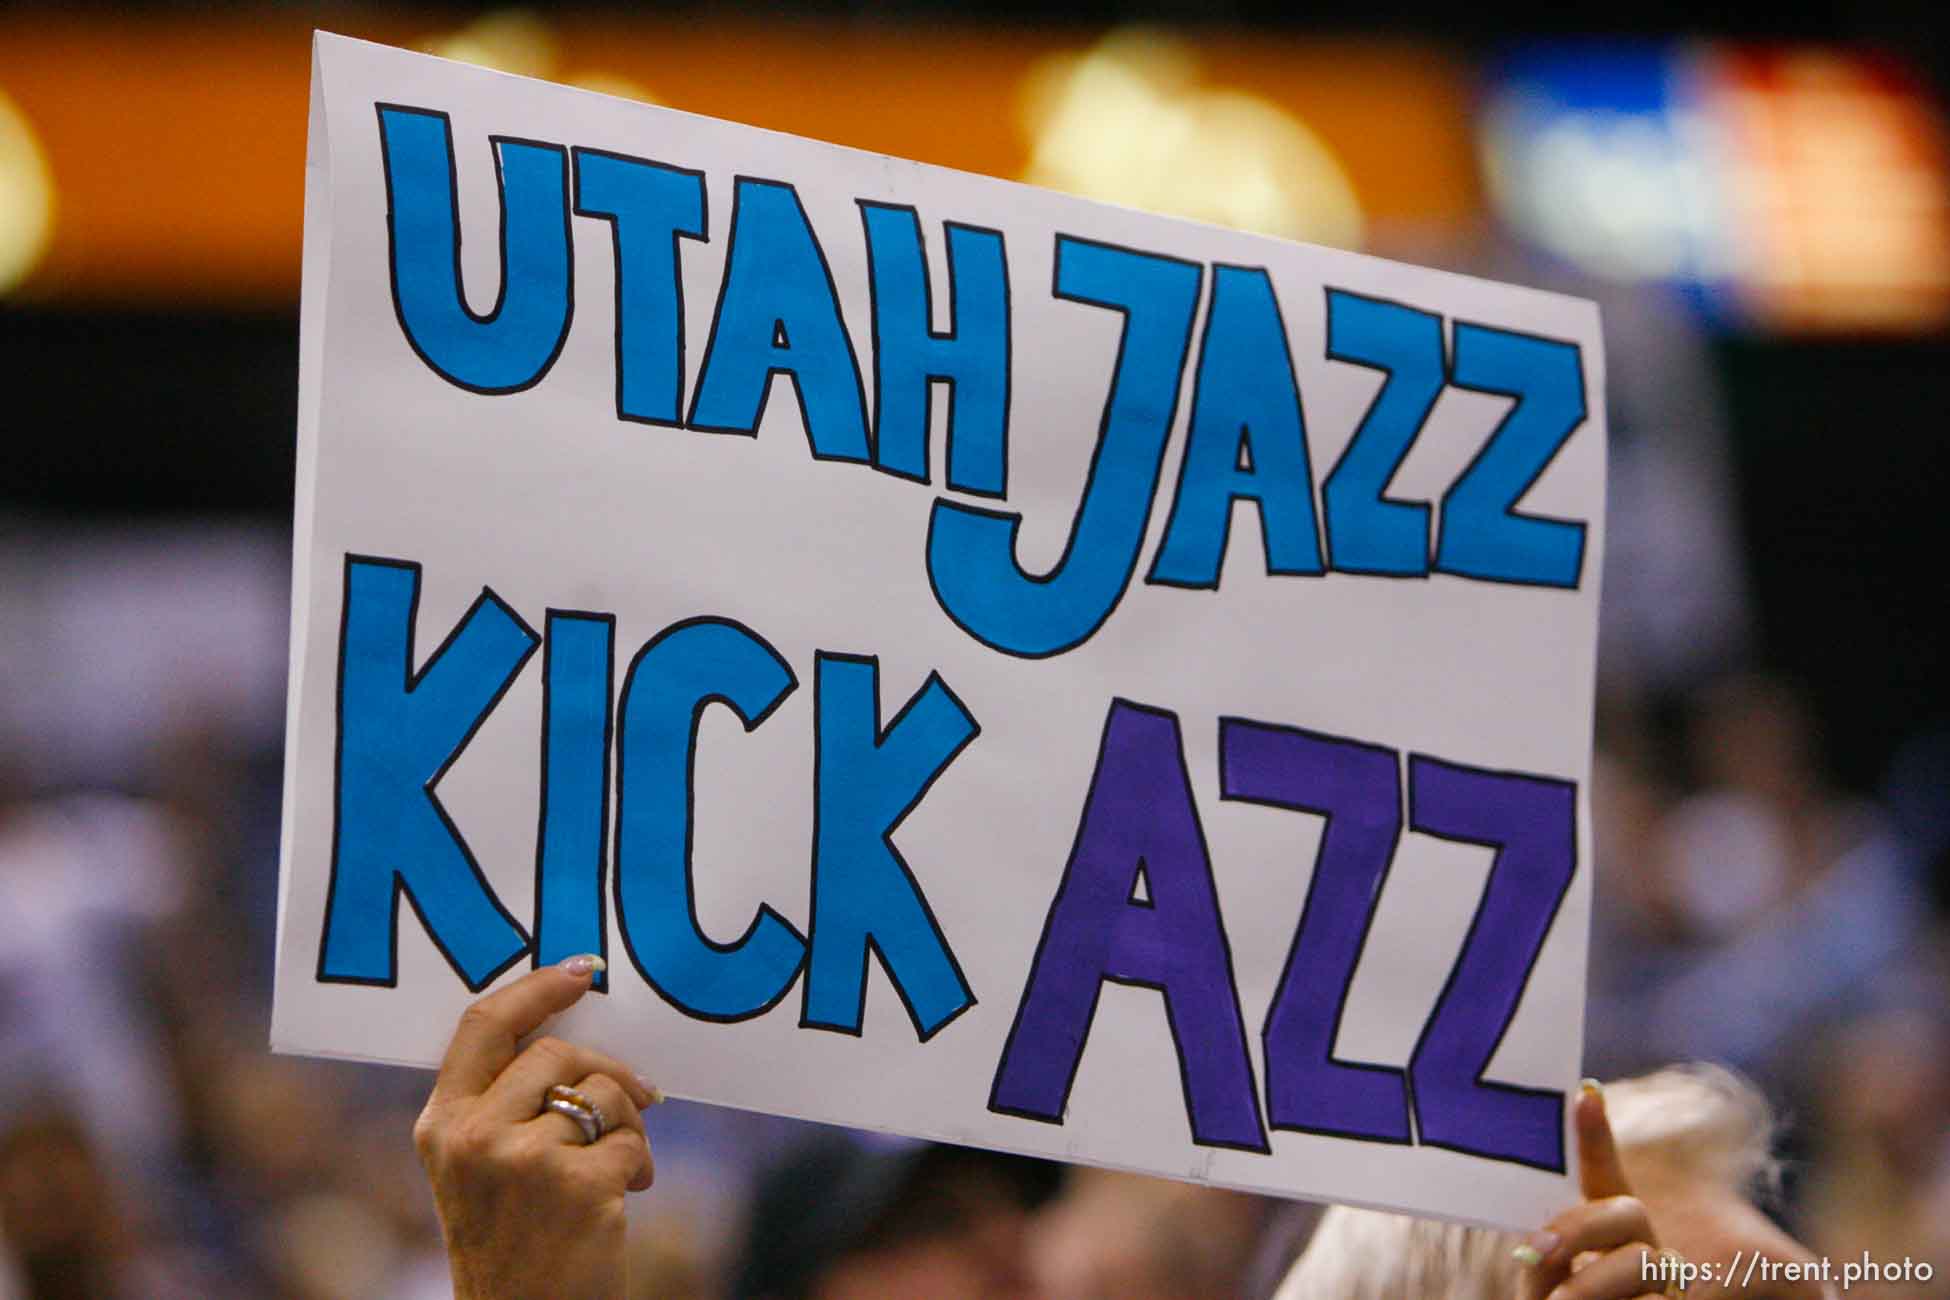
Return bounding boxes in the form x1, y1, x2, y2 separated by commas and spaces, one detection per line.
376, 104, 1593, 659
318, 556, 1578, 1172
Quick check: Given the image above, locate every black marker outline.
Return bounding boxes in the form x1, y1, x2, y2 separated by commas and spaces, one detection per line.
1217, 716, 1413, 1147
798, 651, 981, 1043
375, 103, 574, 396
317, 553, 538, 993
1318, 285, 1444, 580
611, 615, 808, 1024
685, 175, 871, 465
925, 234, 1203, 660
1403, 752, 1578, 1173
857, 201, 1013, 499
1433, 319, 1591, 591
988, 698, 1271, 1155
531, 610, 616, 992
570, 146, 709, 429
1147, 263, 1327, 592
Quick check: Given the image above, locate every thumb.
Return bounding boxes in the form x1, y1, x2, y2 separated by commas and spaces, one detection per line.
1575, 1078, 1633, 1201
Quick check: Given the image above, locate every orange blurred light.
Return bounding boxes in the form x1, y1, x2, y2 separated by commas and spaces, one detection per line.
0, 12, 1478, 307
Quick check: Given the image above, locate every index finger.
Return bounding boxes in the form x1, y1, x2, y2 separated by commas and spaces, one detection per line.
431, 956, 604, 1103
1575, 1078, 1633, 1201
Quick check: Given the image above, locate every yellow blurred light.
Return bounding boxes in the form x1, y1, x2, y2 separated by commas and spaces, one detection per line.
1020, 28, 1364, 249
424, 11, 658, 109
0, 85, 53, 296
424, 9, 559, 78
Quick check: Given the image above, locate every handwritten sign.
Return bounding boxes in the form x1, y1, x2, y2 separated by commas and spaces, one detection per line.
274, 32, 1607, 1229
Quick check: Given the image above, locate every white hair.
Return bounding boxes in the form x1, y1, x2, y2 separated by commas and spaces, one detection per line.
1271, 1064, 1782, 1300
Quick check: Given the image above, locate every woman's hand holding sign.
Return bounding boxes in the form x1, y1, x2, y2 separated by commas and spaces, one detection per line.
1514, 1082, 1834, 1300
1514, 1081, 1675, 1300
413, 955, 657, 1300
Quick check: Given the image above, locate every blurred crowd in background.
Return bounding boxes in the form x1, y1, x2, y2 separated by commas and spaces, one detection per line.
3, 2, 1948, 1297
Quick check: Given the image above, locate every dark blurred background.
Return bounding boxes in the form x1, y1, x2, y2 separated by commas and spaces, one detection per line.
1, 3, 1947, 1297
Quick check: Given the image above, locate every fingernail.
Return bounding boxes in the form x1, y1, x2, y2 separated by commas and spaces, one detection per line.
559, 953, 606, 977
1580, 1077, 1603, 1097
1512, 1230, 1559, 1267
638, 1076, 665, 1106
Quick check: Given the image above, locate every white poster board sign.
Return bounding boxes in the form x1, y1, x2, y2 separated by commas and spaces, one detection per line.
275, 32, 1606, 1230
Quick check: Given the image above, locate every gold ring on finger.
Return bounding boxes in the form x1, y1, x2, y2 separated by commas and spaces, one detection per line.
541, 1084, 609, 1145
